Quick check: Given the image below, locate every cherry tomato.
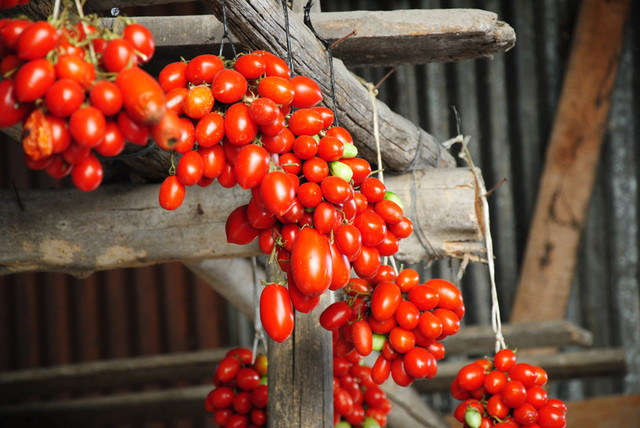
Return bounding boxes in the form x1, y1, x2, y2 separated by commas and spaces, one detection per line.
375, 199, 404, 225
117, 111, 149, 146
320, 301, 351, 331
183, 85, 214, 119
417, 311, 443, 340
0, 79, 28, 128
159, 175, 185, 210
150, 109, 181, 151
260, 170, 295, 216
403, 346, 435, 379
250, 384, 268, 408
259, 283, 294, 343
484, 369, 508, 395
234, 53, 266, 79
69, 106, 106, 147
1, 18, 31, 50
103, 38, 137, 72
537, 404, 566, 428
186, 54, 224, 85
290, 228, 332, 296
494, 348, 517, 372
394, 300, 420, 330
487, 394, 510, 419
335, 224, 363, 261
329, 241, 351, 291
45, 155, 72, 179
217, 161, 237, 188
17, 21, 59, 60
302, 156, 329, 183
318, 136, 344, 162
198, 144, 225, 179
390, 355, 414, 387
371, 354, 391, 385
508, 363, 539, 388
211, 69, 247, 104
313, 106, 334, 128
526, 385, 548, 409
288, 272, 321, 313
502, 379, 527, 408
288, 108, 324, 136
62, 141, 90, 165
233, 144, 269, 189
247, 198, 276, 230
389, 216, 413, 239
195, 111, 224, 147
123, 23, 155, 63
370, 281, 402, 321
115, 66, 166, 125
175, 150, 204, 186
14, 58, 55, 102
173, 117, 195, 153
425, 278, 463, 311
225, 204, 260, 245
89, 80, 123, 117
216, 356, 241, 382
71, 153, 103, 192
457, 362, 486, 392
248, 97, 279, 125
252, 50, 290, 78
159, 61, 188, 92
321, 175, 351, 205
352, 246, 381, 279
261, 127, 294, 154
433, 308, 460, 338
95, 121, 125, 157
289, 75, 322, 108
54, 54, 87, 83
293, 135, 318, 160
225, 102, 258, 145
360, 176, 387, 203
257, 76, 294, 105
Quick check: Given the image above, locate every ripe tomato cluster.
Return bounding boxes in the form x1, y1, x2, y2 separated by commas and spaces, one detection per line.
0, 13, 169, 191
0, 0, 30, 9
205, 348, 269, 428
333, 345, 392, 428
451, 349, 567, 428
321, 271, 465, 387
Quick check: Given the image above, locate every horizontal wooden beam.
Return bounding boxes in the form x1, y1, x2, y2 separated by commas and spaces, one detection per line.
0, 168, 484, 275
101, 9, 515, 67
415, 348, 629, 393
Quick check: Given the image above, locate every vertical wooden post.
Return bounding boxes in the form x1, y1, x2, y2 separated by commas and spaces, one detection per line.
268, 293, 333, 427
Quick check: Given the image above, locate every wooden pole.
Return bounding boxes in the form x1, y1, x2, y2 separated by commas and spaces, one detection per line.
511, 0, 631, 322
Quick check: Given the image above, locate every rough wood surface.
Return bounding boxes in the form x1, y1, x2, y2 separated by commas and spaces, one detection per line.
99, 9, 515, 67
414, 348, 629, 393
0, 168, 484, 275
563, 393, 640, 428
511, 0, 631, 322
203, 0, 454, 172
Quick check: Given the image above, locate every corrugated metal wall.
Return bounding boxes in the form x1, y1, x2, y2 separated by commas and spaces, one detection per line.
1, 0, 639, 425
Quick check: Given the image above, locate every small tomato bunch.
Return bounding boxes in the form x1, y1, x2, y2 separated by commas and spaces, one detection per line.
451, 348, 568, 428
205, 348, 269, 427
321, 270, 465, 388
0, 10, 171, 192
333, 344, 391, 428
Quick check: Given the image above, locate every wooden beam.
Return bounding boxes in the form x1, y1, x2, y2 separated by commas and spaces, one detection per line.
99, 10, 515, 67
511, 0, 631, 322
0, 168, 484, 275
202, 0, 454, 172
414, 348, 629, 393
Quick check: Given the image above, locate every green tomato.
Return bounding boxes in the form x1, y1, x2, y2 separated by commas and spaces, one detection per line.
329, 161, 354, 182
362, 417, 380, 428
335, 421, 352, 428
384, 191, 404, 210
371, 333, 386, 351
342, 142, 358, 158
259, 375, 268, 385
465, 407, 482, 428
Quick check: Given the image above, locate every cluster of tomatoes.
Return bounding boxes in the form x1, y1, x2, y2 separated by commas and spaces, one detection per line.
333, 345, 391, 428
451, 348, 568, 428
0, 0, 30, 9
0, 13, 172, 191
205, 347, 269, 428
321, 271, 465, 388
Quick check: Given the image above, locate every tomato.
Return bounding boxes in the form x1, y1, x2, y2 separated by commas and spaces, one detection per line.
21, 109, 52, 161
236, 367, 260, 391
232, 391, 252, 414
43, 115, 70, 154
334, 387, 354, 417
354, 211, 387, 247
17, 21, 59, 60
173, 117, 195, 153
494, 348, 517, 372
389, 216, 413, 238
43, 79, 84, 119
234, 53, 266, 79
535, 366, 549, 386
261, 127, 294, 154
329, 242, 351, 290
320, 301, 351, 331
487, 394, 509, 419
288, 272, 321, 313
260, 170, 295, 216
216, 355, 241, 382
484, 369, 508, 395
288, 108, 324, 136
71, 153, 103, 192
251, 409, 266, 425
537, 404, 566, 428
195, 111, 224, 147
312, 202, 338, 235
513, 403, 539, 426
225, 102, 258, 145
456, 363, 486, 392
175, 150, 203, 186
209, 385, 234, 408
433, 308, 460, 338
389, 326, 415, 353
1, 19, 31, 50
251, 50, 290, 78
117, 111, 149, 146
390, 355, 414, 387
394, 300, 420, 330
54, 54, 87, 83
257, 76, 294, 105
182, 85, 214, 119
159, 175, 185, 210
226, 413, 249, 428
259, 283, 294, 343
403, 346, 435, 379
14, 58, 55, 102
150, 109, 181, 151
335, 224, 362, 261
289, 75, 322, 108
311, 106, 333, 129
279, 152, 301, 175
290, 228, 332, 296
89, 80, 123, 117
509, 363, 539, 388
246, 198, 276, 230
69, 106, 106, 147
0, 54, 22, 76
292, 135, 318, 160
62, 142, 90, 165
369, 354, 390, 385
501, 379, 527, 408
320, 175, 351, 205
95, 121, 125, 157
247, 97, 279, 126
350, 320, 373, 356
250, 384, 268, 408
123, 23, 155, 63
211, 69, 247, 104
370, 281, 401, 321
233, 144, 269, 189
115, 66, 166, 125
372, 264, 396, 284
375, 199, 403, 225
225, 204, 260, 245
45, 155, 72, 178
453, 399, 483, 423
302, 156, 329, 183
425, 279, 463, 312
0, 79, 28, 128
360, 176, 387, 203
103, 38, 137, 72
352, 246, 381, 279
379, 231, 400, 256
159, 61, 188, 92
318, 136, 344, 162
186, 54, 224, 85
217, 161, 237, 188
226, 347, 253, 364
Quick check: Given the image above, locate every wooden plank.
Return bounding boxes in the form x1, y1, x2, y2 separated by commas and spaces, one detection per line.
414, 348, 629, 393
511, 0, 632, 322
0, 168, 484, 275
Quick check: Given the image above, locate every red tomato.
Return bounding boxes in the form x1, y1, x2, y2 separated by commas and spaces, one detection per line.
123, 23, 155, 63
95, 121, 125, 157
233, 144, 269, 189
182, 85, 214, 119
418, 311, 443, 340
494, 348, 517, 372
288, 108, 324, 136
150, 109, 181, 151
487, 394, 510, 419
513, 403, 539, 426
261, 127, 294, 154
372, 264, 397, 284
335, 223, 362, 261
371, 354, 391, 385
484, 369, 508, 395
453, 399, 484, 423
313, 106, 334, 128
216, 356, 240, 382
257, 76, 294, 105
209, 386, 234, 408
389, 326, 415, 353
61, 141, 90, 165
456, 362, 486, 392
17, 21, 59, 60
288, 272, 321, 313
394, 300, 420, 330
186, 54, 224, 85
360, 176, 387, 203
14, 58, 55, 102
370, 281, 402, 321
289, 75, 323, 108
71, 153, 103, 192
354, 211, 387, 247
321, 175, 352, 205
89, 80, 123, 117
318, 136, 344, 162
390, 356, 414, 387
290, 228, 332, 296
351, 320, 373, 356
211, 69, 247, 104
252, 50, 290, 78
159, 61, 188, 92
195, 111, 224, 147
312, 202, 338, 235
320, 301, 351, 331
293, 135, 318, 160
433, 308, 460, 338
46, 115, 71, 154
403, 346, 435, 379
0, 79, 28, 128
259, 283, 294, 343
225, 204, 260, 245
389, 216, 413, 238
117, 111, 149, 146
45, 155, 72, 179
247, 197, 276, 230
159, 175, 185, 210
426, 278, 463, 311
103, 38, 137, 72
352, 246, 381, 279
69, 106, 106, 148
225, 102, 258, 145
236, 367, 260, 391
1, 18, 31, 50
302, 156, 329, 183
375, 199, 404, 225
537, 404, 566, 428
329, 241, 351, 291
248, 97, 279, 126
173, 117, 195, 153
54, 54, 87, 83
0, 54, 22, 76
259, 170, 295, 216
176, 150, 204, 186
234, 53, 266, 79
508, 363, 539, 388
250, 384, 269, 408
502, 379, 528, 408
115, 66, 166, 125
279, 152, 301, 175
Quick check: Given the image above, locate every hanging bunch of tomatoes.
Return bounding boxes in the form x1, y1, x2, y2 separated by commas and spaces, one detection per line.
321, 270, 464, 388
205, 348, 269, 428
451, 348, 568, 428
0, 10, 172, 191
333, 344, 392, 428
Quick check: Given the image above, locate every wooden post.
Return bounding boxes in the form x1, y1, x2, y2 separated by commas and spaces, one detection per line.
511, 0, 631, 322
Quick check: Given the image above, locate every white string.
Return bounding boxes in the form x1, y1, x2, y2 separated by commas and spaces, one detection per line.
73, 0, 97, 64
367, 83, 384, 185
52, 0, 62, 21
457, 136, 507, 353
251, 257, 268, 363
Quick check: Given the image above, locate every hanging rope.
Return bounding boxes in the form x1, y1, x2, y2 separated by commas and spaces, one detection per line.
219, 0, 237, 58
251, 257, 268, 363
281, 0, 294, 74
